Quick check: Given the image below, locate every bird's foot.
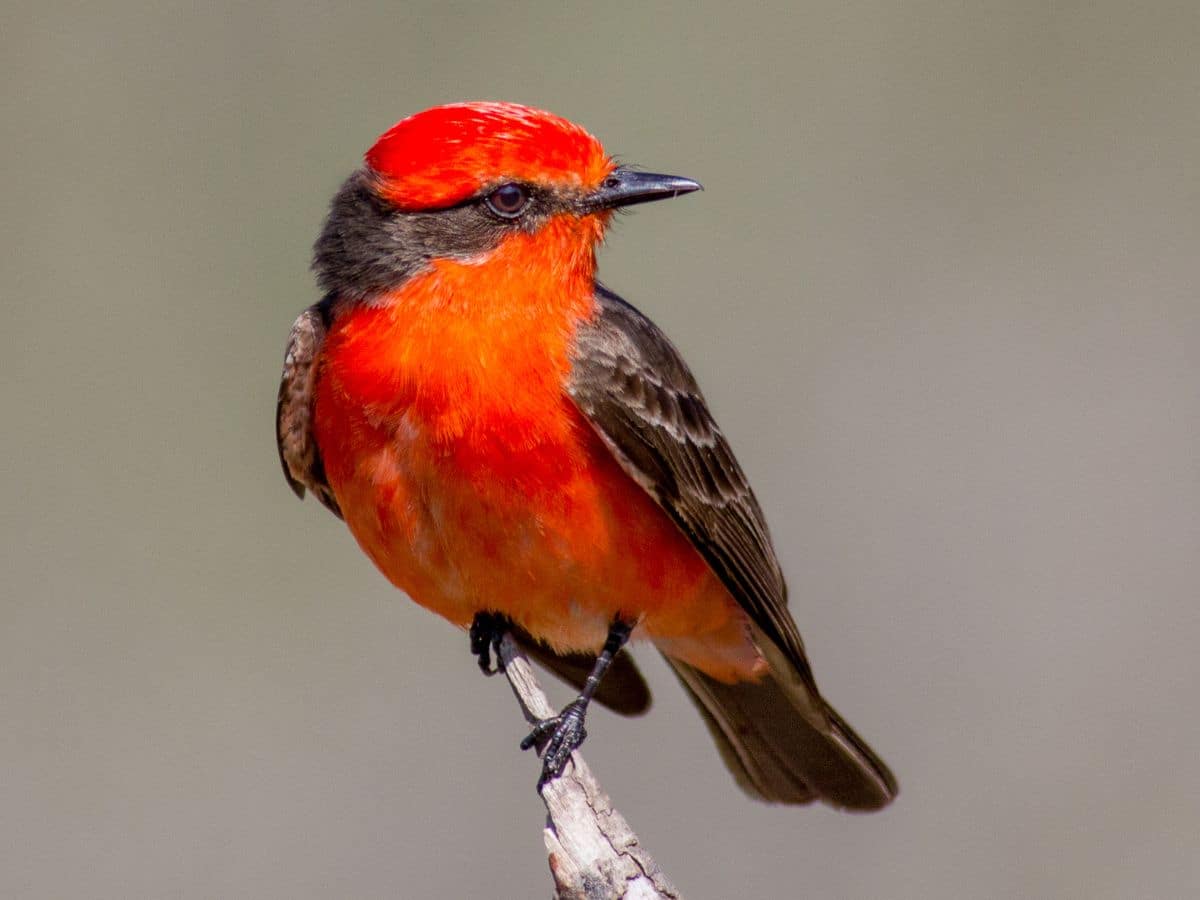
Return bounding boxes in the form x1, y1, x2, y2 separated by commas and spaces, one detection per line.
521, 699, 588, 783
469, 611, 508, 676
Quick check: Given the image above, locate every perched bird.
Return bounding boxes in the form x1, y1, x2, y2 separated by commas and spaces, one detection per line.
277, 101, 897, 810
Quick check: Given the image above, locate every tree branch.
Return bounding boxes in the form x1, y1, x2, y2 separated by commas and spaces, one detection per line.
496, 633, 683, 899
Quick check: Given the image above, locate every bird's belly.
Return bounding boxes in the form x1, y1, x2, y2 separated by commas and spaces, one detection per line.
327, 404, 754, 667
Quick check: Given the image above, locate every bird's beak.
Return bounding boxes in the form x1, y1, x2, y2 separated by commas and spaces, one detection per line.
580, 168, 702, 212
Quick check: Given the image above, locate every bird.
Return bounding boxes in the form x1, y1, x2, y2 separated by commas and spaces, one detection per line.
276, 101, 897, 810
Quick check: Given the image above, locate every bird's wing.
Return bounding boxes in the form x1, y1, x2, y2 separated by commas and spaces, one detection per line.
566, 285, 816, 689
276, 298, 342, 518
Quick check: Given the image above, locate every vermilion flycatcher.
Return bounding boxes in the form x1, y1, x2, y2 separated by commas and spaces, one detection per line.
277, 102, 897, 810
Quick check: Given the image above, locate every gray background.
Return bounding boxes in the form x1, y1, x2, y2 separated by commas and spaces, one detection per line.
4, 2, 1198, 898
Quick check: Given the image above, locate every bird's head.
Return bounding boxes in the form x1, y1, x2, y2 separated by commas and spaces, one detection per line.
313, 102, 700, 302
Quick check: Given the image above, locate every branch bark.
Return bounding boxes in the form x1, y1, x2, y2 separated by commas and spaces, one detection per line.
496, 633, 683, 900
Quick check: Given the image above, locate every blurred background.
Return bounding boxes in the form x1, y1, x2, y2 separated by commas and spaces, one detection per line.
4, 2, 1198, 897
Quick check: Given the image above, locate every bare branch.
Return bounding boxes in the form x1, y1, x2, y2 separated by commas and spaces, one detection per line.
497, 634, 683, 900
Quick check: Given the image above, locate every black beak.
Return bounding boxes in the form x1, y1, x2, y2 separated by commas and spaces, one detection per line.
580, 168, 702, 212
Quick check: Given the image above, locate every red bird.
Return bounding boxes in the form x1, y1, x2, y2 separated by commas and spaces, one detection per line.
277, 102, 896, 810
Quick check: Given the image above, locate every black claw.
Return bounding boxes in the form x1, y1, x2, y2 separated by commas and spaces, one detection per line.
521, 699, 589, 783
469, 612, 507, 676
515, 619, 633, 787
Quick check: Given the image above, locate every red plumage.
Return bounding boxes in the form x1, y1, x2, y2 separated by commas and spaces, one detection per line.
366, 101, 612, 209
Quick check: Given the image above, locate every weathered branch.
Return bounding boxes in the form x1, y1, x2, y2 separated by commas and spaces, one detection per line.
496, 634, 682, 900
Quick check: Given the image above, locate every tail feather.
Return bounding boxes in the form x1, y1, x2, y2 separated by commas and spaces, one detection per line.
665, 654, 897, 810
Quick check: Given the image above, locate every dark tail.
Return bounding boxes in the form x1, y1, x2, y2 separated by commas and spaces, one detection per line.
666, 654, 897, 810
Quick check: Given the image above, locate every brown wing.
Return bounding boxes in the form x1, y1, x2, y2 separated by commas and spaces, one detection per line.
567, 286, 816, 690
568, 287, 897, 808
276, 298, 341, 517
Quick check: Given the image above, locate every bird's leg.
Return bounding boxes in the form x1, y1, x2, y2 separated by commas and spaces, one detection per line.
521, 618, 633, 784
469, 611, 509, 676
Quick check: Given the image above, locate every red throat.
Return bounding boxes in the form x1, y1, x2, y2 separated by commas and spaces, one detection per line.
317, 215, 602, 451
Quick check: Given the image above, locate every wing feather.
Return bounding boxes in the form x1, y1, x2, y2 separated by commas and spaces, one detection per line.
567, 286, 816, 688
276, 298, 341, 517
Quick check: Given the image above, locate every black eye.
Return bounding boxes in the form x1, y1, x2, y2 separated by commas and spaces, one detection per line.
485, 183, 530, 218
